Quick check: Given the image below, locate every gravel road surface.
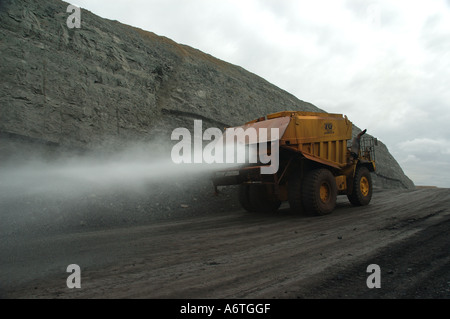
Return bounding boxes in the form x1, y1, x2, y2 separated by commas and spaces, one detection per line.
1, 188, 449, 299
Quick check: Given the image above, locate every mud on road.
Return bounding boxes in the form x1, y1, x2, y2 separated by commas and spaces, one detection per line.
1, 188, 449, 299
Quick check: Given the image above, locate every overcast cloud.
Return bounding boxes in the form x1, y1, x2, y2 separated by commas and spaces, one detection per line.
72, 0, 450, 187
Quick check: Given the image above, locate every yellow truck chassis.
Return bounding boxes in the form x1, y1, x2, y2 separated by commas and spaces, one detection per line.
212, 111, 376, 216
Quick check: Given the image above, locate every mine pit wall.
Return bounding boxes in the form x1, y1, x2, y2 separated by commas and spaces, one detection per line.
0, 0, 414, 192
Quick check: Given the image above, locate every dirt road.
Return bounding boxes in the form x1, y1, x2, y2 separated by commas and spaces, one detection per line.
1, 188, 449, 299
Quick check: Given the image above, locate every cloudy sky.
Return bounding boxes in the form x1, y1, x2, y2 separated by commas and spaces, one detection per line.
72, 0, 450, 187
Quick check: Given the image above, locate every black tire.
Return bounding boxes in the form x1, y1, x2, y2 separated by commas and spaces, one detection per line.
347, 166, 372, 206
249, 184, 281, 213
302, 168, 337, 216
238, 184, 256, 212
288, 168, 305, 214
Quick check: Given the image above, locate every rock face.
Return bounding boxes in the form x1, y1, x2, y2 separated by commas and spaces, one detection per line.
0, 0, 414, 189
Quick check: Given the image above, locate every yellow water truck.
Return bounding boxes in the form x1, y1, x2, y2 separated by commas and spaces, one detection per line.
212, 111, 376, 216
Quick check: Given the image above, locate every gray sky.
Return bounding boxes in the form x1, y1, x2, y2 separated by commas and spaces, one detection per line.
73, 0, 450, 187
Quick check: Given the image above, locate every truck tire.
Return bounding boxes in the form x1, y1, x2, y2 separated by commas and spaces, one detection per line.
238, 184, 257, 212
249, 184, 281, 213
302, 168, 337, 216
348, 166, 372, 206
288, 169, 305, 214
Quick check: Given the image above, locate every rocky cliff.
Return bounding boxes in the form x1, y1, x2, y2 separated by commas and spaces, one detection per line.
0, 0, 414, 189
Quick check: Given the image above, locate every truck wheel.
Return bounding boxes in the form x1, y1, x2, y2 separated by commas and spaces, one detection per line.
302, 168, 337, 216
238, 184, 257, 212
249, 184, 281, 213
288, 169, 305, 214
348, 166, 372, 206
